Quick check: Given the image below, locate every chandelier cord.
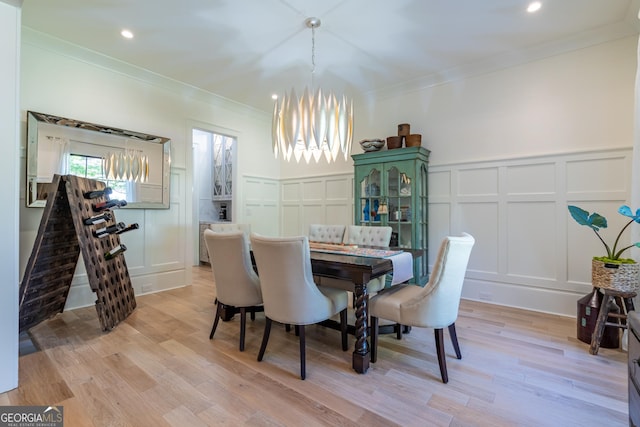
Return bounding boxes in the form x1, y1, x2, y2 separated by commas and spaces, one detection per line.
310, 24, 316, 92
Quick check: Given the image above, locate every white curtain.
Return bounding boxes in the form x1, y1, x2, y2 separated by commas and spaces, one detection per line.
56, 137, 70, 175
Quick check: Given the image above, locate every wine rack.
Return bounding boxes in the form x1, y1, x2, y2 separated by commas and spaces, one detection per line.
19, 174, 137, 332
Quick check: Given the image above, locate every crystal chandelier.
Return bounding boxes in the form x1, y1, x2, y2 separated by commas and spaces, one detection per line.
272, 17, 353, 163
103, 149, 149, 182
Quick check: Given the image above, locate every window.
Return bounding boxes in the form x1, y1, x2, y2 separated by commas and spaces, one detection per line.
68, 154, 128, 200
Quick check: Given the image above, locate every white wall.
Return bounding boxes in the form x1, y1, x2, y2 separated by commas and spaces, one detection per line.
361, 36, 636, 165
279, 36, 638, 316
17, 28, 638, 321
19, 29, 277, 310
374, 37, 637, 315
0, 0, 20, 393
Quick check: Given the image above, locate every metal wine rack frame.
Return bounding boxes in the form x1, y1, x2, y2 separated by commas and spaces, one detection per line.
19, 174, 137, 332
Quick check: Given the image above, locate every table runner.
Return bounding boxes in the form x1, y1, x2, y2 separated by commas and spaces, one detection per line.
309, 243, 414, 284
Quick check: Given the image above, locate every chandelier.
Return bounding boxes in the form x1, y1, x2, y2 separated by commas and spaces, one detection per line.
272, 17, 353, 163
103, 149, 149, 182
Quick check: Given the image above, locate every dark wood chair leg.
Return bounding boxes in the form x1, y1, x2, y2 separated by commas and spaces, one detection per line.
396, 323, 403, 340
239, 307, 247, 352
257, 317, 272, 361
448, 323, 462, 359
340, 309, 348, 351
250, 310, 256, 321
209, 302, 222, 339
371, 316, 379, 363
435, 328, 448, 383
299, 325, 306, 380
285, 324, 291, 332
295, 325, 300, 337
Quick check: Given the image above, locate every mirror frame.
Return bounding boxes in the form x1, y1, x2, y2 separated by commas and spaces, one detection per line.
26, 111, 171, 208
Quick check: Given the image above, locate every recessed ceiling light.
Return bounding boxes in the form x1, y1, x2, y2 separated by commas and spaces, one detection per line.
527, 1, 542, 13
120, 29, 134, 39
271, 94, 278, 100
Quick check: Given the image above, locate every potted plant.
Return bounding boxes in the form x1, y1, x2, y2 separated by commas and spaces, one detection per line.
568, 205, 640, 292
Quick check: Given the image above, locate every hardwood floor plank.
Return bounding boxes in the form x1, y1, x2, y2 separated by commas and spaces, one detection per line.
1, 265, 629, 426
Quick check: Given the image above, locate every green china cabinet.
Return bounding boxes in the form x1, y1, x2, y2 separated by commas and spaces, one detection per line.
353, 146, 429, 285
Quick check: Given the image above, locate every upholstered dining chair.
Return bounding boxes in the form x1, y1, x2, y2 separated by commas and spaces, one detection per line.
340, 225, 393, 293
204, 229, 262, 351
308, 224, 346, 244
370, 232, 475, 383
250, 234, 349, 380
208, 222, 251, 234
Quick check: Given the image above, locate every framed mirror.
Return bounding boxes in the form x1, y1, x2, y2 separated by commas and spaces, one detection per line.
26, 111, 171, 208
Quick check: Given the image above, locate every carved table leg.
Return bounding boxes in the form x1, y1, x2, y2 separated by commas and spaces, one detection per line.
352, 282, 370, 373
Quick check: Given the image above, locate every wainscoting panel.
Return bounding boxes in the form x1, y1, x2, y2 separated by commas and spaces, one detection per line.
302, 180, 325, 201
457, 201, 499, 274
243, 176, 280, 236
280, 173, 353, 236
458, 167, 498, 196
430, 148, 633, 316
506, 162, 556, 194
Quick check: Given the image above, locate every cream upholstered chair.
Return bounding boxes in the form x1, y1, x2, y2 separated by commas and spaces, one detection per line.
343, 225, 393, 293
204, 229, 262, 351
308, 224, 346, 244
208, 222, 250, 234
250, 234, 349, 380
370, 232, 475, 383
343, 225, 392, 247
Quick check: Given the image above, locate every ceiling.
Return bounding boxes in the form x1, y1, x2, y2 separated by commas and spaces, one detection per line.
21, 0, 640, 113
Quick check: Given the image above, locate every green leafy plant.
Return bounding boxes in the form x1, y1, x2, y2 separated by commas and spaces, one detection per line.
568, 205, 640, 263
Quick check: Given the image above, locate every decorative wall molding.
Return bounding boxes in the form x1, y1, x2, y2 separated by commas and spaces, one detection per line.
279, 173, 354, 237
430, 147, 633, 316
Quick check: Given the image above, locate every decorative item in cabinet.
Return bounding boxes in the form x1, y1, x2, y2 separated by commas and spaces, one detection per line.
353, 146, 430, 285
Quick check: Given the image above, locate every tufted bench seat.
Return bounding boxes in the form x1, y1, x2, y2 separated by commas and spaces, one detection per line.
308, 224, 346, 244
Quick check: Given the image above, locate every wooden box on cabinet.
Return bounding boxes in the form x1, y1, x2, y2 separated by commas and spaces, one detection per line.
353, 146, 430, 285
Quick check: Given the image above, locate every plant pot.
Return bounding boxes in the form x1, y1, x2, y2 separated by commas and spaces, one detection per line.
592, 259, 640, 292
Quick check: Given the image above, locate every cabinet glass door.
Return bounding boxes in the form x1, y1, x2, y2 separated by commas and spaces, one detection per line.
359, 167, 382, 224
212, 134, 235, 199
386, 166, 413, 248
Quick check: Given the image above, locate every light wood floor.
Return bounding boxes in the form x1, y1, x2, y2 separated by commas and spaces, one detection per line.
2, 265, 629, 426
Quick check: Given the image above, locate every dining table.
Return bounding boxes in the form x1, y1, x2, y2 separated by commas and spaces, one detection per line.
244, 243, 420, 374
308, 244, 419, 374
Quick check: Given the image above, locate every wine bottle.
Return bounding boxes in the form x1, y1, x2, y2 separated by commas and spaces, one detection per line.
83, 211, 113, 225
115, 223, 139, 235
93, 222, 126, 238
83, 187, 112, 199
93, 199, 127, 212
104, 244, 127, 260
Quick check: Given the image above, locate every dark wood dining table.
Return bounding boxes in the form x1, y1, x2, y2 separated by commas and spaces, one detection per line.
246, 246, 419, 374
309, 248, 414, 374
